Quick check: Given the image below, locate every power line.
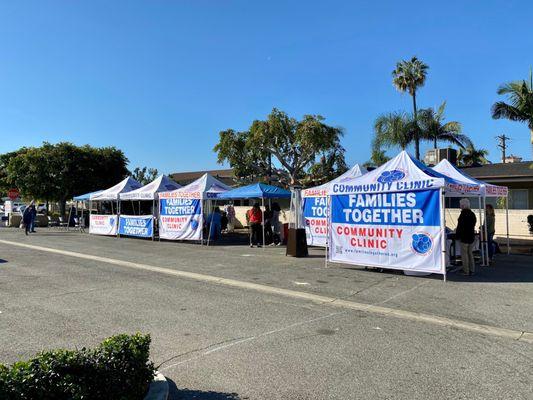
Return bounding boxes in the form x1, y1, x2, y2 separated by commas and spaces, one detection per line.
495, 134, 511, 163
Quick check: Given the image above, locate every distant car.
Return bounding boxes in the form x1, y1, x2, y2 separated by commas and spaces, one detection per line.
37, 204, 46, 213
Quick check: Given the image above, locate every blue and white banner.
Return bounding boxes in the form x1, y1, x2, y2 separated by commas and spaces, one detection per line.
118, 215, 153, 238
159, 198, 203, 240
89, 214, 117, 236
329, 189, 444, 274
303, 196, 328, 247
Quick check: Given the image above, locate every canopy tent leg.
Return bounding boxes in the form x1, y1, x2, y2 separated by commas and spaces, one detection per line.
207, 199, 215, 247
506, 194, 510, 255
152, 198, 155, 241
117, 200, 120, 238
441, 188, 447, 282
325, 195, 330, 268
477, 195, 486, 267
201, 200, 205, 245
483, 197, 489, 265
262, 197, 265, 250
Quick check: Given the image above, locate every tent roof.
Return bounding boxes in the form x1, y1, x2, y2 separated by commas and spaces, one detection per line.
433, 159, 508, 197
330, 151, 480, 195
73, 190, 103, 201
159, 173, 232, 200
303, 164, 367, 197
90, 177, 142, 200
119, 175, 181, 200
217, 182, 291, 199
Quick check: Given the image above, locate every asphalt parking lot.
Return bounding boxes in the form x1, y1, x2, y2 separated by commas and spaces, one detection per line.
1, 229, 532, 399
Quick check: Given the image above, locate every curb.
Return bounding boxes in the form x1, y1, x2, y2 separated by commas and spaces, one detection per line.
144, 371, 169, 400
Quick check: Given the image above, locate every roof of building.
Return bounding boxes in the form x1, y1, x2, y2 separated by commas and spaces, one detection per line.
459, 161, 533, 180
169, 168, 235, 186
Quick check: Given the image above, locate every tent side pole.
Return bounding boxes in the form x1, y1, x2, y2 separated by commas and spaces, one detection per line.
201, 200, 205, 245
152, 198, 155, 241
262, 197, 265, 249
477, 195, 485, 267
441, 188, 447, 282
325, 195, 330, 268
506, 194, 510, 255
483, 196, 489, 264
117, 198, 120, 238
207, 199, 214, 247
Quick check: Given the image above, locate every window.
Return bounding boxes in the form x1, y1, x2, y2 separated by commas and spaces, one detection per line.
509, 189, 529, 209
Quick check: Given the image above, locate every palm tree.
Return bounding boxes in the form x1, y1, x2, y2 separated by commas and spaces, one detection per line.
491, 71, 533, 144
418, 102, 472, 149
457, 145, 489, 167
373, 111, 417, 152
392, 56, 429, 160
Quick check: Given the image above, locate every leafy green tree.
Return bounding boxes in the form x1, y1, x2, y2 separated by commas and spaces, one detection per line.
392, 56, 429, 160
363, 148, 391, 169
457, 145, 489, 167
303, 145, 347, 187
132, 166, 159, 185
373, 111, 416, 151
491, 70, 533, 144
214, 108, 345, 185
418, 102, 472, 149
2, 142, 129, 216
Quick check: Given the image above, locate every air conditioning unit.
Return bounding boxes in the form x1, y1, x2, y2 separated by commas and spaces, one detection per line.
424, 148, 457, 166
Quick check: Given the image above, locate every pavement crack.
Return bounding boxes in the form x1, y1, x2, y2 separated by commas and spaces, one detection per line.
156, 336, 251, 369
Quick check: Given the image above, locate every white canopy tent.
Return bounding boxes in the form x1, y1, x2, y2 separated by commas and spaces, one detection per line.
117, 175, 181, 239
433, 159, 510, 263
327, 151, 482, 280
302, 164, 367, 247
158, 173, 232, 243
88, 177, 142, 235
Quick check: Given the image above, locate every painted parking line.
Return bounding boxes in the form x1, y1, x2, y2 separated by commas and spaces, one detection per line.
1, 238, 532, 344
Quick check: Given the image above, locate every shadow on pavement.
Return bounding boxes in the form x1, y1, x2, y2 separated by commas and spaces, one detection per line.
167, 378, 242, 400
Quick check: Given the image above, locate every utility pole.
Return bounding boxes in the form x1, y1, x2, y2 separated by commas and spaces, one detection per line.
496, 134, 511, 163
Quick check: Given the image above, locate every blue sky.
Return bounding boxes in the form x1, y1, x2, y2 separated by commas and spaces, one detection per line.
1, 1, 532, 174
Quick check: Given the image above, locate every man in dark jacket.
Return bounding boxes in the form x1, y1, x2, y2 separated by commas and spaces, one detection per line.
456, 198, 477, 275
22, 204, 33, 236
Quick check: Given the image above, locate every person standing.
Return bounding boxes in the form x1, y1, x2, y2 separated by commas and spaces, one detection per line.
456, 198, 477, 276
485, 204, 496, 262
22, 204, 32, 236
246, 203, 263, 247
263, 205, 273, 245
29, 202, 37, 233
270, 202, 282, 246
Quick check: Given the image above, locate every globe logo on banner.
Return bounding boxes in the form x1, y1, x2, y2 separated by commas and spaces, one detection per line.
109, 217, 115, 226
190, 218, 199, 230
377, 169, 406, 184
412, 233, 433, 255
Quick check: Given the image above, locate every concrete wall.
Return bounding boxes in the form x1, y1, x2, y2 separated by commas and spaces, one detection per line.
445, 209, 533, 240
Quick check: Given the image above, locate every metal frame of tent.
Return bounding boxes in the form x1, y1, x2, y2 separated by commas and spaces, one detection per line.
216, 183, 291, 249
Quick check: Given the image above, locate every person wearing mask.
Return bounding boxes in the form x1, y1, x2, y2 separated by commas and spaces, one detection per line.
206, 207, 222, 242
246, 202, 263, 247
485, 204, 496, 262
456, 198, 477, 276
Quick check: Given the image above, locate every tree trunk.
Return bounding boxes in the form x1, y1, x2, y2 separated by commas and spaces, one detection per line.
412, 91, 420, 160
433, 136, 437, 149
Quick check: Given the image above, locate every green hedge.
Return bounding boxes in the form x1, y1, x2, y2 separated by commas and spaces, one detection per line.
0, 333, 155, 400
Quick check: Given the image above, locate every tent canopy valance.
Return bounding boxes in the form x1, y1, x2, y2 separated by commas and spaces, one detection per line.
432, 159, 508, 197
73, 190, 103, 201
303, 164, 367, 198
329, 151, 480, 196
159, 173, 231, 200
90, 177, 142, 201
217, 182, 291, 200
119, 175, 181, 200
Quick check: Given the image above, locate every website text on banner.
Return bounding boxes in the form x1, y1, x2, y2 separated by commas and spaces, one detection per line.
303, 195, 328, 247
89, 215, 117, 236
329, 189, 444, 274
118, 215, 153, 238
159, 198, 203, 240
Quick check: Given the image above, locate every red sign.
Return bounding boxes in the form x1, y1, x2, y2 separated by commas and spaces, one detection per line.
8, 188, 20, 200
